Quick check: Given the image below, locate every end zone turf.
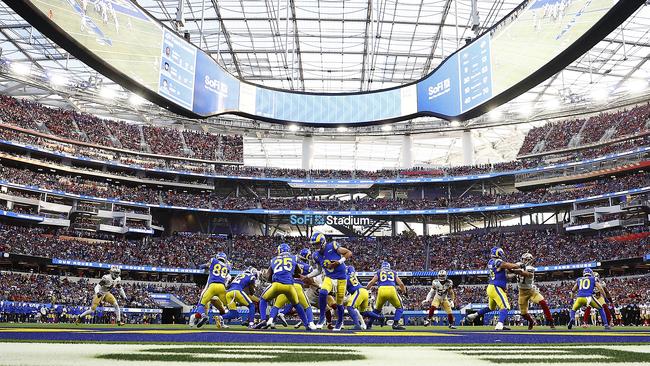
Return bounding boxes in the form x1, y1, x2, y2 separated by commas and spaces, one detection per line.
1, 324, 649, 365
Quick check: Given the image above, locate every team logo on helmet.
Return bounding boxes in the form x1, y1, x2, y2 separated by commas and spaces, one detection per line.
310, 232, 326, 246
298, 248, 311, 261
490, 247, 504, 259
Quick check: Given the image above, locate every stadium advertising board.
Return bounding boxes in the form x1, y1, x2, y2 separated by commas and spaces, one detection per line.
14, 0, 642, 125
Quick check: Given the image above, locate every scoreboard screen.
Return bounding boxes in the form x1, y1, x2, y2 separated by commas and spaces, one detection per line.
13, 0, 642, 125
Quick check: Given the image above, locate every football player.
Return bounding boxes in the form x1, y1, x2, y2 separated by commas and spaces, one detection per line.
189, 252, 231, 328
256, 243, 315, 330
76, 266, 127, 326
422, 270, 456, 329
465, 247, 521, 330
291, 248, 337, 329
582, 271, 613, 327
345, 265, 383, 330
267, 248, 315, 328
223, 266, 259, 328
514, 253, 555, 330
366, 261, 407, 330
568, 268, 610, 330
306, 233, 353, 331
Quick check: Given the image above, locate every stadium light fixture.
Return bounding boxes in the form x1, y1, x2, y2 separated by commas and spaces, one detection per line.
129, 93, 145, 106
287, 124, 299, 132
381, 125, 393, 132
10, 63, 30, 76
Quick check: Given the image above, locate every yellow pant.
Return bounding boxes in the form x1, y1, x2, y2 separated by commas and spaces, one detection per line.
518, 288, 545, 315
572, 296, 602, 311
200, 283, 227, 312
275, 284, 309, 309
321, 277, 347, 304
226, 289, 252, 309
346, 288, 370, 312
487, 284, 510, 310
91, 293, 116, 310
432, 295, 452, 314
375, 286, 402, 311
262, 282, 299, 305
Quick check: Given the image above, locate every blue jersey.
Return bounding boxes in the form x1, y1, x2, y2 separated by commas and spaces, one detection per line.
576, 276, 596, 297
377, 269, 397, 287
228, 272, 255, 291
347, 272, 363, 293
488, 258, 507, 288
270, 254, 299, 285
313, 242, 347, 280
295, 260, 312, 286
207, 258, 231, 284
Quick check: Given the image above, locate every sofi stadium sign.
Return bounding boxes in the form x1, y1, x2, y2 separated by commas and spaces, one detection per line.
289, 214, 374, 226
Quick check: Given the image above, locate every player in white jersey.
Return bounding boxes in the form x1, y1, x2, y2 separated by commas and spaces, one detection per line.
422, 270, 456, 329
514, 253, 555, 330
76, 266, 127, 325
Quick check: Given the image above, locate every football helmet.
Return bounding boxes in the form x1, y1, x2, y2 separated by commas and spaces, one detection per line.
277, 243, 291, 255
437, 270, 447, 281
216, 252, 228, 264
310, 232, 327, 246
583, 268, 594, 277
380, 261, 391, 270
347, 266, 356, 276
521, 253, 534, 266
490, 247, 504, 259
109, 265, 121, 279
298, 248, 311, 261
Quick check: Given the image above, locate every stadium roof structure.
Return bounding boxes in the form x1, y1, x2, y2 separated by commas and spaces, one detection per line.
0, 0, 648, 169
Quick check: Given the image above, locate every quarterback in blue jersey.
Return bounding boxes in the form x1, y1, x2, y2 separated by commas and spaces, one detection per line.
568, 268, 610, 330
256, 243, 316, 330
190, 252, 232, 328
346, 265, 382, 330
222, 267, 259, 328
366, 261, 406, 330
306, 233, 353, 331
465, 247, 525, 330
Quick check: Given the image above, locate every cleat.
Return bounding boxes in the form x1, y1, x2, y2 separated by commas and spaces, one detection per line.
568, 321, 574, 330
604, 325, 611, 330
254, 321, 268, 330
277, 313, 289, 327
448, 325, 457, 329
423, 319, 430, 327
495, 322, 509, 331
196, 316, 208, 329
528, 321, 536, 330
315, 319, 325, 329
306, 322, 317, 331
550, 324, 556, 330
360, 322, 367, 330
333, 323, 343, 332
392, 324, 406, 330
117, 321, 125, 326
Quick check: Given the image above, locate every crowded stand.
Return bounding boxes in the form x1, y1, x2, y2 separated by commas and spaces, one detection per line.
0, 95, 243, 162
1, 226, 648, 272
518, 103, 650, 156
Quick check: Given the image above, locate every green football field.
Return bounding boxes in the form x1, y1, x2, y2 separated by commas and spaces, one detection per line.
31, 0, 162, 91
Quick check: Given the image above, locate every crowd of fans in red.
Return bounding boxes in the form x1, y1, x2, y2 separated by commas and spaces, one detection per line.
0, 95, 243, 162
518, 103, 650, 156
0, 163, 646, 211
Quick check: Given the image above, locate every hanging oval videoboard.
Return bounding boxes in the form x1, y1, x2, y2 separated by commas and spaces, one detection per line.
9, 0, 644, 126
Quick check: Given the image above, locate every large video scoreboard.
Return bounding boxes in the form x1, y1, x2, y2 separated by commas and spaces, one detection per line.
14, 0, 643, 125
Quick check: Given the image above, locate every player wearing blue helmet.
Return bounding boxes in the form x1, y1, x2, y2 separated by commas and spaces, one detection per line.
345, 265, 382, 330
223, 267, 259, 328
256, 243, 315, 330
465, 247, 525, 330
190, 252, 232, 328
568, 268, 610, 330
366, 260, 407, 330
268, 247, 316, 328
306, 232, 353, 331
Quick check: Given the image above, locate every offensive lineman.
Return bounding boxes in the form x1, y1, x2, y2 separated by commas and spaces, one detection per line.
366, 261, 407, 330
422, 270, 456, 329
514, 253, 555, 330
76, 266, 127, 325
